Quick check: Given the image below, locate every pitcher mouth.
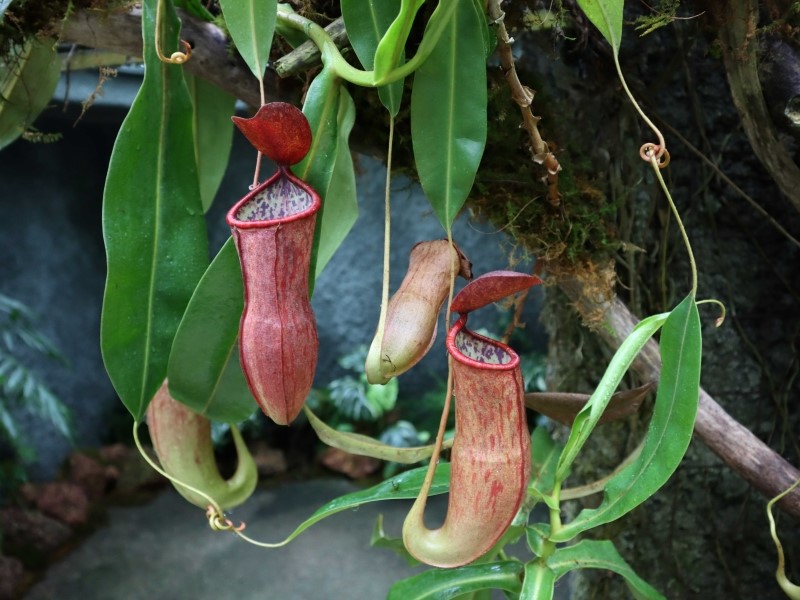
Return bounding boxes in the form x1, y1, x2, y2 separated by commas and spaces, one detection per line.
446, 315, 519, 371
226, 167, 321, 229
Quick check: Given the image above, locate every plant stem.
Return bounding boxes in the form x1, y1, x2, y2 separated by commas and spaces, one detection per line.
275, 2, 455, 87
371, 116, 396, 368
648, 155, 698, 296
613, 55, 697, 296
132, 420, 223, 517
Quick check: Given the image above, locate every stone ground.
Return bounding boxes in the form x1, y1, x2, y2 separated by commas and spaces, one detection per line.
23, 480, 564, 600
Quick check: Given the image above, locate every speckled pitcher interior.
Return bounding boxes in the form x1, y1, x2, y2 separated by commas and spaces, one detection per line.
454, 329, 513, 365
235, 175, 314, 221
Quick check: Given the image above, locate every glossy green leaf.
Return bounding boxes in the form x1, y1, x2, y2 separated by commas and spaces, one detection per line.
341, 0, 404, 115
185, 74, 235, 212
167, 239, 255, 423
0, 38, 60, 150
313, 87, 358, 279
219, 0, 276, 81
575, 0, 623, 53
296, 67, 341, 201
294, 67, 343, 292
410, 0, 487, 230
470, 0, 494, 59
520, 560, 556, 600
555, 311, 669, 483
100, 0, 208, 420
371, 513, 421, 567
525, 524, 550, 558
552, 295, 701, 542
387, 561, 524, 600
529, 426, 563, 497
274, 462, 450, 545
548, 540, 665, 600
304, 405, 453, 463
372, 0, 424, 84
174, 0, 214, 20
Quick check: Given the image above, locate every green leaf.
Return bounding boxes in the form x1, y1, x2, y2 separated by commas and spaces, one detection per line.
100, 0, 208, 420
372, 0, 425, 85
296, 67, 341, 203
364, 372, 398, 415
275, 462, 451, 545
387, 561, 524, 600
313, 87, 358, 279
304, 405, 452, 462
520, 560, 556, 600
167, 239, 256, 423
525, 524, 550, 557
552, 295, 701, 542
555, 311, 669, 483
410, 0, 487, 230
575, 0, 624, 53
529, 426, 563, 496
185, 75, 235, 212
0, 38, 60, 150
341, 0, 405, 115
294, 67, 343, 292
371, 513, 421, 567
174, 0, 214, 21
548, 540, 665, 600
219, 0, 277, 81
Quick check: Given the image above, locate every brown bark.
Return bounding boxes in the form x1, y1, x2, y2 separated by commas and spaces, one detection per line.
713, 0, 800, 212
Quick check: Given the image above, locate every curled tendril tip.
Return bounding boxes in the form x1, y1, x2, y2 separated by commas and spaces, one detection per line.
640, 143, 670, 169
206, 505, 246, 533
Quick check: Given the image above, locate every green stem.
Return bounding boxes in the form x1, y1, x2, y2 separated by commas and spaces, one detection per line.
649, 156, 698, 296
613, 55, 697, 297
132, 420, 223, 516
275, 2, 454, 87
548, 484, 562, 539
767, 477, 800, 599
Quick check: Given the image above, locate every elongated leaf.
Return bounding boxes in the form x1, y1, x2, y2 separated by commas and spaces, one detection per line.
174, 0, 214, 21
101, 0, 208, 420
371, 513, 421, 567
372, 0, 424, 84
575, 0, 623, 53
296, 67, 341, 200
410, 0, 487, 230
274, 462, 450, 545
304, 405, 452, 462
341, 0, 404, 115
520, 560, 556, 600
552, 295, 701, 542
0, 38, 60, 150
219, 0, 276, 81
313, 87, 358, 278
294, 67, 342, 291
388, 561, 524, 600
185, 75, 235, 212
167, 239, 255, 423
529, 426, 563, 497
555, 312, 669, 483
548, 540, 665, 600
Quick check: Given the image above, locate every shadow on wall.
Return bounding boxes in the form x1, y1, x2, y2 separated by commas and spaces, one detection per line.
0, 78, 546, 479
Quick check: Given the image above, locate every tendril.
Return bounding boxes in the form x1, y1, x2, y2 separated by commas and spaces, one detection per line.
640, 143, 670, 169
155, 0, 193, 65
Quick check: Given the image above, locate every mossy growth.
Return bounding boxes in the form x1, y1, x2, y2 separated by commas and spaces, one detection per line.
468, 73, 621, 283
